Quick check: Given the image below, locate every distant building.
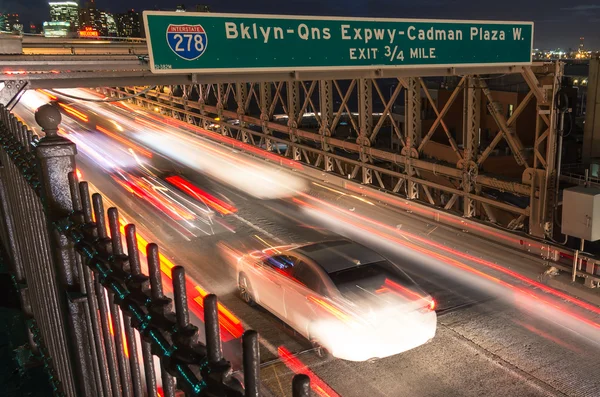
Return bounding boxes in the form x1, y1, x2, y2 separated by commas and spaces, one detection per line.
103, 12, 117, 36
43, 21, 71, 37
2, 13, 21, 32
79, 0, 103, 34
115, 10, 141, 38
173, 4, 211, 12
29, 22, 44, 34
49, 1, 79, 31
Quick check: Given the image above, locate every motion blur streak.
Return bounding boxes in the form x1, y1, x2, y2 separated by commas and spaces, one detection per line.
293, 197, 600, 336
277, 346, 340, 397
138, 110, 303, 170
113, 177, 196, 222
95, 125, 153, 158
132, 117, 308, 199
346, 184, 525, 246
307, 296, 353, 323
36, 89, 56, 100
513, 319, 584, 354
297, 194, 600, 317
58, 103, 89, 122
165, 175, 237, 215
380, 278, 433, 308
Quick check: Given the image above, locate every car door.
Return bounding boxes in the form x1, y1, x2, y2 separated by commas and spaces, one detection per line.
282, 259, 328, 338
251, 254, 292, 318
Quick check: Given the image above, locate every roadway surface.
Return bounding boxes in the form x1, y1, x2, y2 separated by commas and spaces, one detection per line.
14, 90, 600, 397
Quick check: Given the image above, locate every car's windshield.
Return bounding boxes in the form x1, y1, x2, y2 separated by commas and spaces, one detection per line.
329, 261, 420, 299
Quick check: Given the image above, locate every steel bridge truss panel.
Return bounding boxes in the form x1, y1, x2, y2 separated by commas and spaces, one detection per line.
103, 63, 561, 237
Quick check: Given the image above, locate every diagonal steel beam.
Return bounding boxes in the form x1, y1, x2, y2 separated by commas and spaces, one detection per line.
418, 77, 466, 156
477, 90, 534, 166
479, 78, 527, 166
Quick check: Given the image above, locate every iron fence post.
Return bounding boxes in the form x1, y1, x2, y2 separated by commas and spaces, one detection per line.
34, 104, 96, 396
292, 374, 311, 397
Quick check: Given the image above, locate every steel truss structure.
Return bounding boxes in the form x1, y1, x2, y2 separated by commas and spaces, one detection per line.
101, 62, 562, 238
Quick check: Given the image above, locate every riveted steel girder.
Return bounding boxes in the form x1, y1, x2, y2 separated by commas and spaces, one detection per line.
101, 62, 560, 237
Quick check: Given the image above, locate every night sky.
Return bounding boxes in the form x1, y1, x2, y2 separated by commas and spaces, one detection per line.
7, 0, 600, 49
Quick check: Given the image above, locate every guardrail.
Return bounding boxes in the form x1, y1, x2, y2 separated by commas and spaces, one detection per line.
0, 103, 310, 396
0, 35, 148, 55
102, 86, 600, 289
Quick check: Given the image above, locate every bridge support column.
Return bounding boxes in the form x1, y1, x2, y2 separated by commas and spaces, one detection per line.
583, 58, 600, 164
402, 77, 422, 200
287, 81, 301, 161
320, 80, 334, 171
461, 77, 481, 218
236, 82, 249, 142
357, 78, 373, 184
216, 83, 227, 136
259, 82, 273, 152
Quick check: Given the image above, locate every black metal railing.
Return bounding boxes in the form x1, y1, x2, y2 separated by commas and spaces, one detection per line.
0, 103, 311, 397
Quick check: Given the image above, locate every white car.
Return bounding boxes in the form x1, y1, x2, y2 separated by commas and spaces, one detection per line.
237, 239, 437, 361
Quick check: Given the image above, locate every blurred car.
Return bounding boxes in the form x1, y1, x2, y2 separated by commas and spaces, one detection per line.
237, 239, 437, 361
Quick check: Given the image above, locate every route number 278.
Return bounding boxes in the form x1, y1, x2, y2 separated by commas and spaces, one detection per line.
172, 34, 205, 52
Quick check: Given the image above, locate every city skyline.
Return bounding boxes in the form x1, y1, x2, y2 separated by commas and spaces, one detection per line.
1, 0, 599, 49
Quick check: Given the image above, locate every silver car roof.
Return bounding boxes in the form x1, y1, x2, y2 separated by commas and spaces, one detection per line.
290, 239, 385, 274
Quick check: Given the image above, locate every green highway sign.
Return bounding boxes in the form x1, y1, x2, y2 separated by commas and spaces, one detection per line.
143, 12, 533, 74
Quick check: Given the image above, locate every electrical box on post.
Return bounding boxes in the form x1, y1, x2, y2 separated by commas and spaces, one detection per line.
562, 187, 600, 241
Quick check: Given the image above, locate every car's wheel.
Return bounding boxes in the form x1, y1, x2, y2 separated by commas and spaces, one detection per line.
310, 339, 331, 359
238, 273, 256, 306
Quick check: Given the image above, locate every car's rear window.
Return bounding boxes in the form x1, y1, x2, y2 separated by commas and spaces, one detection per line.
329, 261, 417, 297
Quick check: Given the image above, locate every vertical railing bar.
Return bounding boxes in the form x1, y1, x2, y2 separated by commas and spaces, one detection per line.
109, 303, 133, 397
146, 243, 165, 301
83, 257, 113, 396
109, 211, 144, 397
161, 367, 177, 397
92, 193, 124, 397
3, 114, 47, 350
0, 140, 39, 355
107, 207, 124, 255
141, 342, 158, 397
10, 153, 57, 378
172, 266, 189, 329
79, 182, 94, 224
78, 181, 112, 395
146, 243, 176, 397
92, 193, 108, 239
94, 256, 123, 397
106, 207, 134, 397
204, 294, 223, 365
68, 173, 107, 397
126, 224, 158, 397
292, 374, 311, 397
242, 331, 260, 397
